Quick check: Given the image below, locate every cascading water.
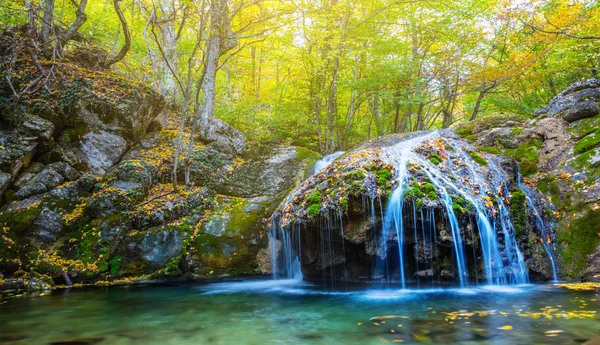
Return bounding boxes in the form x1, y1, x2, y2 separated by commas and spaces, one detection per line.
379, 132, 528, 286
313, 151, 345, 174
518, 178, 559, 281
270, 130, 545, 288
267, 151, 347, 281
269, 217, 303, 281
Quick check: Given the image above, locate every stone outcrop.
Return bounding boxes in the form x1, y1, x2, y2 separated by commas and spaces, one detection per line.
533, 79, 600, 122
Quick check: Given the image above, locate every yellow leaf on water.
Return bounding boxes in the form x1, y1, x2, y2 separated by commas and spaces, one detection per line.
497, 325, 513, 330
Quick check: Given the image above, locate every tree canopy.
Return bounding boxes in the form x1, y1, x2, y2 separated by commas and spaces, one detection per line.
1, 0, 599, 153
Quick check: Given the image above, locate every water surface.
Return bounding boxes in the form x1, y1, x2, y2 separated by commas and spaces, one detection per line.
1, 280, 598, 344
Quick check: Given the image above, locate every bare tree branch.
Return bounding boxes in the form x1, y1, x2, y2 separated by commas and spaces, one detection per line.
103, 0, 131, 68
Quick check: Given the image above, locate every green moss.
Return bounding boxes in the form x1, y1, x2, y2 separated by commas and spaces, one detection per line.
508, 138, 543, 176
423, 183, 436, 193
339, 197, 349, 213
346, 169, 366, 181
568, 115, 600, 140
510, 127, 524, 135
450, 194, 473, 215
376, 168, 392, 186
348, 180, 364, 196
557, 210, 600, 278
307, 204, 320, 217
296, 148, 322, 177
468, 151, 488, 166
574, 129, 600, 154
363, 163, 377, 171
3, 189, 15, 203
416, 199, 423, 209
450, 194, 467, 206
456, 123, 474, 137
427, 191, 437, 200
537, 176, 571, 209
404, 183, 425, 199
109, 256, 122, 276
509, 188, 527, 237
452, 204, 466, 216
429, 157, 440, 165
481, 146, 501, 154
307, 191, 322, 205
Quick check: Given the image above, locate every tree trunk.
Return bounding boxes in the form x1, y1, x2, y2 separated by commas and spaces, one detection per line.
197, 0, 237, 127
40, 0, 55, 45
371, 93, 384, 136
469, 89, 486, 121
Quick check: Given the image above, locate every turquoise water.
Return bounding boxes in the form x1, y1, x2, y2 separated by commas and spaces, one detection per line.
1, 280, 599, 345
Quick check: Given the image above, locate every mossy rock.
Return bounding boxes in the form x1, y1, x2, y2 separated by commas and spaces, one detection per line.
506, 138, 543, 176
557, 209, 600, 279
509, 188, 528, 237
573, 129, 600, 154
568, 115, 600, 140
194, 195, 267, 273
468, 151, 488, 166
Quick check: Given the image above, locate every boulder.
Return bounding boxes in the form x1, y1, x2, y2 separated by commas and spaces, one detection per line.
199, 118, 247, 157
0, 172, 9, 200
584, 245, 600, 281
19, 115, 55, 153
270, 130, 553, 282
140, 228, 184, 268
533, 79, 600, 122
221, 146, 321, 198
14, 162, 80, 200
475, 127, 519, 149
12, 162, 45, 190
0, 130, 37, 178
64, 130, 128, 176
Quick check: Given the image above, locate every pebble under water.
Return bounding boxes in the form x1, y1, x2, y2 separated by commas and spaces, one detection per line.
1, 281, 599, 345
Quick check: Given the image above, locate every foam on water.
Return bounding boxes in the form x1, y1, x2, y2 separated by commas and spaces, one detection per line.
201, 279, 308, 295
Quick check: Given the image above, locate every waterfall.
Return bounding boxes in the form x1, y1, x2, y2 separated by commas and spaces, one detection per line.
379, 131, 528, 286
269, 217, 303, 281
518, 178, 559, 281
271, 130, 537, 287
313, 151, 345, 174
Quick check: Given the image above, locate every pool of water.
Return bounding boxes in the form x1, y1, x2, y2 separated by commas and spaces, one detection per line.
1, 280, 598, 345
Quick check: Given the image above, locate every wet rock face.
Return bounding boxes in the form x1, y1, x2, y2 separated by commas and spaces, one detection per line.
534, 79, 600, 123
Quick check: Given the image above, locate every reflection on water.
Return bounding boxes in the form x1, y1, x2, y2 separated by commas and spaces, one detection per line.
0, 280, 598, 345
